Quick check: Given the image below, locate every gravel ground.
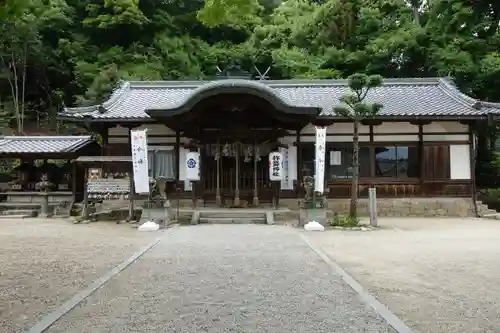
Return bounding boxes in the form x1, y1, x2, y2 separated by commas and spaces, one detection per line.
0, 218, 159, 333
47, 224, 394, 333
306, 217, 500, 333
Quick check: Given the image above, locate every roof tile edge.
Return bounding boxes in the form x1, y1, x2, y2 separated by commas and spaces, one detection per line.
0, 135, 93, 140
438, 78, 500, 112
62, 81, 131, 114
127, 77, 444, 88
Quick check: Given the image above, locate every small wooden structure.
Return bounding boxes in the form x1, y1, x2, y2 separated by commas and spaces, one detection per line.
74, 156, 135, 221
0, 135, 99, 215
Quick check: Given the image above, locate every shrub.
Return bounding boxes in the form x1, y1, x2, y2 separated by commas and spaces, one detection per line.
329, 213, 360, 227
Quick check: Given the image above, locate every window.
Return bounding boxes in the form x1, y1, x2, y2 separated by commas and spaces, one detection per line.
327, 145, 370, 179
300, 143, 370, 180
147, 149, 176, 179
375, 146, 419, 178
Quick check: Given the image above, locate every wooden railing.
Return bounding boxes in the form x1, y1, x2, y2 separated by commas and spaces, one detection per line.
327, 180, 472, 198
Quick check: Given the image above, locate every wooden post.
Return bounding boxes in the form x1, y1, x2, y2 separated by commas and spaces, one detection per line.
469, 123, 479, 217
216, 139, 221, 206
126, 127, 135, 222
82, 166, 89, 220
253, 138, 259, 207
71, 160, 77, 203
175, 131, 180, 181
296, 129, 302, 196
100, 125, 109, 156
234, 143, 240, 206
418, 123, 425, 195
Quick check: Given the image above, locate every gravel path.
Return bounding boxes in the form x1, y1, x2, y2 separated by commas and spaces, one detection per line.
306, 217, 500, 333
0, 218, 158, 333
47, 225, 394, 333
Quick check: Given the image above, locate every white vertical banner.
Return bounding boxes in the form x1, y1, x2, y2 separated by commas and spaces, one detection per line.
315, 126, 326, 193
130, 129, 150, 194
269, 151, 283, 181
185, 151, 201, 181
279, 147, 290, 189
179, 147, 191, 191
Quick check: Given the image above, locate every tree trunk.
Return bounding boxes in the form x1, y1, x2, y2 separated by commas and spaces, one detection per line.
20, 41, 27, 134
349, 120, 360, 218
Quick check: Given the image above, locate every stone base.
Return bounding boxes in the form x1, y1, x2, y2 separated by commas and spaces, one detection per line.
281, 197, 482, 217
299, 209, 328, 227
139, 200, 172, 227
299, 199, 327, 209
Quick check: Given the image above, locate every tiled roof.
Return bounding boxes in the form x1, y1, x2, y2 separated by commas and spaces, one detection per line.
59, 78, 500, 121
0, 136, 94, 154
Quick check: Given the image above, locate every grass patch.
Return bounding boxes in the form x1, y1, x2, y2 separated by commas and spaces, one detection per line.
329, 213, 360, 228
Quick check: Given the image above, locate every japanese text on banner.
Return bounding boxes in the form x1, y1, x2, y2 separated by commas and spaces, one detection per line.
130, 129, 150, 194
315, 126, 326, 193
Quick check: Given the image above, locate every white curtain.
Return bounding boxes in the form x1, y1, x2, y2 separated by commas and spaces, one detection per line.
154, 150, 175, 178
148, 149, 176, 179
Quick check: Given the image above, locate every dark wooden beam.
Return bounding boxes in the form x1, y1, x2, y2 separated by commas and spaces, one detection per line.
362, 119, 383, 126
409, 120, 432, 125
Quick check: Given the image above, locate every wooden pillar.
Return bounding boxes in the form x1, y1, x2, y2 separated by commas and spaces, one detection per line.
71, 161, 77, 203
175, 131, 181, 209
469, 123, 479, 216
100, 125, 109, 156
295, 129, 301, 196
216, 139, 221, 206
188, 146, 197, 209
253, 138, 259, 207
82, 166, 89, 220
234, 143, 240, 206
175, 131, 180, 181
126, 127, 135, 221
418, 123, 425, 195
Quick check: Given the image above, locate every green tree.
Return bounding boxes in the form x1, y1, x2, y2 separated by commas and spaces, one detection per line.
197, 0, 262, 27
333, 73, 383, 219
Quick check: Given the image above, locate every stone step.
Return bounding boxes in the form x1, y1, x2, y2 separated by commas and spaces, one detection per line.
0, 209, 38, 217
199, 212, 266, 219
199, 217, 267, 224
482, 213, 500, 219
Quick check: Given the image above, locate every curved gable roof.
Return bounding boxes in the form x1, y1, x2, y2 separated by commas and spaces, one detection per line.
59, 78, 500, 122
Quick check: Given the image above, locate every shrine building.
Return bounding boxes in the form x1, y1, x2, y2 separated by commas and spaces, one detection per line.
56, 75, 500, 216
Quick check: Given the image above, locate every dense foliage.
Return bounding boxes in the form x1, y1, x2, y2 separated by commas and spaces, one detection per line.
1, 0, 500, 134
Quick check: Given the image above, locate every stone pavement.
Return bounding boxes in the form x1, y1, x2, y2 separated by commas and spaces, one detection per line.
44, 225, 395, 333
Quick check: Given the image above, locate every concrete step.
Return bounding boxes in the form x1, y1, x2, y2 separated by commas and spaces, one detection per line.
483, 213, 500, 219
199, 217, 266, 224
0, 209, 38, 218
197, 210, 268, 224
199, 211, 266, 219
